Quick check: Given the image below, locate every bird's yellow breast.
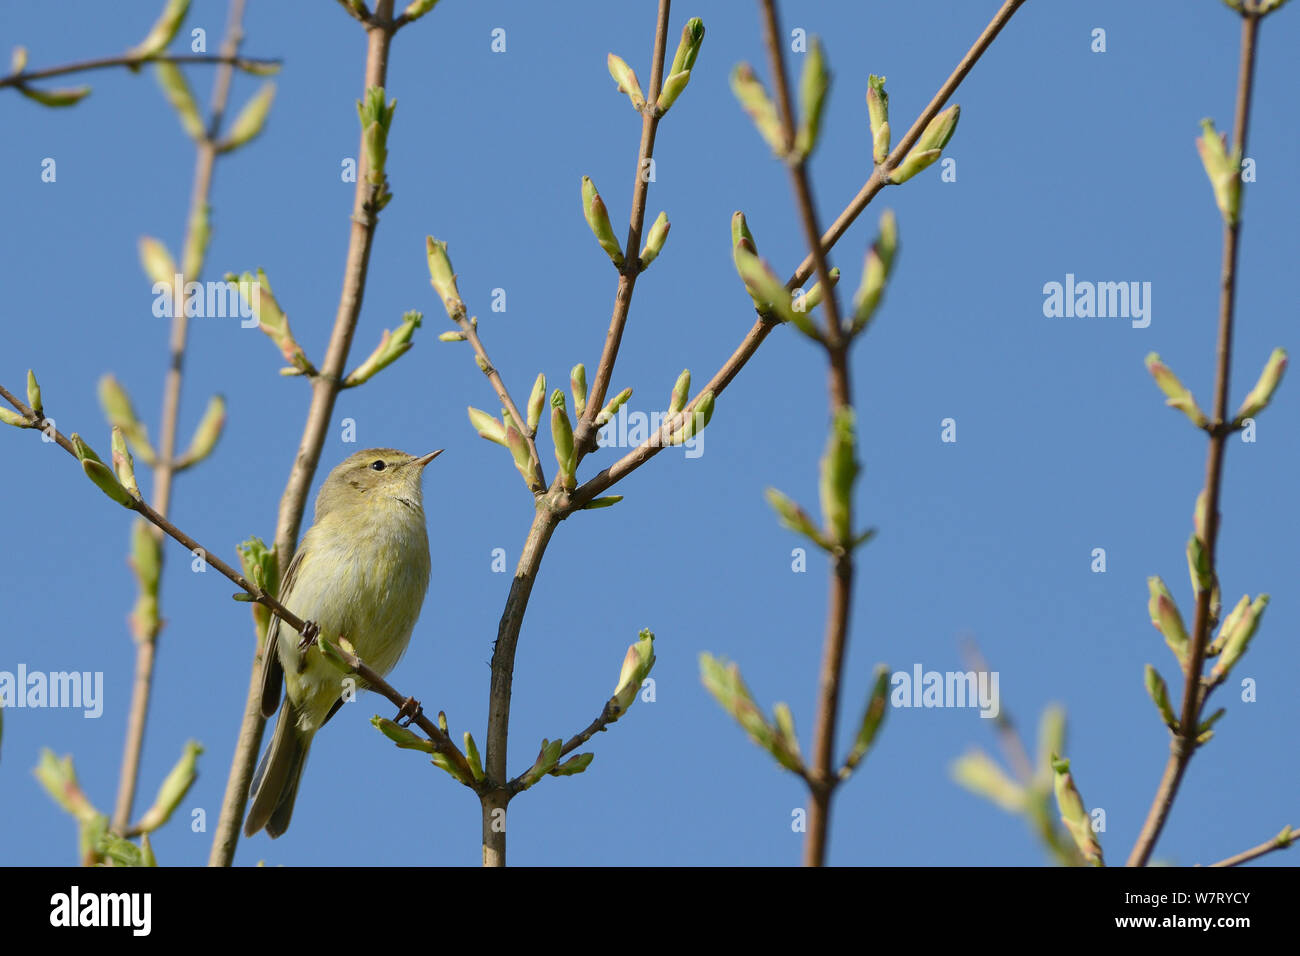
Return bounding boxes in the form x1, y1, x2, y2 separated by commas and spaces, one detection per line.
277, 494, 431, 730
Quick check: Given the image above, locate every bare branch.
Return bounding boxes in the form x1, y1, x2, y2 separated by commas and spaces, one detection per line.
1127, 9, 1262, 868
0, 54, 280, 90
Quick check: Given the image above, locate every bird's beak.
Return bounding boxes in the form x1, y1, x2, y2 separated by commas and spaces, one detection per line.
414, 449, 444, 468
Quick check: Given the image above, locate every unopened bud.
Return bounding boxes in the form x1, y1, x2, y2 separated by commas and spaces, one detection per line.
527, 373, 547, 434
1196, 118, 1241, 224
570, 364, 588, 419
867, 74, 890, 165
595, 387, 632, 427
426, 236, 465, 318
582, 176, 624, 268
468, 407, 506, 446
731, 63, 786, 155
668, 369, 690, 417
639, 211, 670, 269
1147, 575, 1189, 664
1145, 353, 1209, 429
607, 53, 645, 111
110, 426, 140, 499
25, 369, 43, 419
794, 37, 829, 158
1234, 347, 1287, 424
889, 104, 959, 184
218, 83, 275, 154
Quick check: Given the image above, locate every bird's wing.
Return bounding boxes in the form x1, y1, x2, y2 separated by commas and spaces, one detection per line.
259, 546, 305, 718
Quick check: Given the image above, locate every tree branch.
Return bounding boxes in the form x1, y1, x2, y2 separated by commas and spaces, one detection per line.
208, 0, 401, 867
111, 0, 248, 841
1207, 825, 1296, 867
455, 314, 546, 490
505, 700, 618, 795
756, 0, 856, 868
478, 0, 673, 868
1126, 7, 1261, 868
564, 0, 1030, 512
570, 0, 671, 463
0, 54, 279, 90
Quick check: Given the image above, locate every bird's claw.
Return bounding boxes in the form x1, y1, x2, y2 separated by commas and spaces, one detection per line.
395, 696, 423, 727
297, 620, 321, 651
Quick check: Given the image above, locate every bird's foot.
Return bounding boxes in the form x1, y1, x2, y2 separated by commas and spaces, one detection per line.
395, 696, 423, 727
297, 620, 321, 651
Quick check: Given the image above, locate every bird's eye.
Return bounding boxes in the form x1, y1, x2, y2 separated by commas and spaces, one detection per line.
370, 460, 386, 471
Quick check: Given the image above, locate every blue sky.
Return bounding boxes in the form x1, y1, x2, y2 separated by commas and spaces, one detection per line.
1, 0, 1296, 867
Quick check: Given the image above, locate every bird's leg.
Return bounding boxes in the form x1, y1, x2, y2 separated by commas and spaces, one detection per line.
395, 696, 423, 727
296, 619, 321, 651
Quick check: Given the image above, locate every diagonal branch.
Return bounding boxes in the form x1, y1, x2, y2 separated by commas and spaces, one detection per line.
1208, 824, 1296, 867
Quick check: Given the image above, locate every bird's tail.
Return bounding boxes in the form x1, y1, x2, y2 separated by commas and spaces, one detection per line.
244, 697, 312, 839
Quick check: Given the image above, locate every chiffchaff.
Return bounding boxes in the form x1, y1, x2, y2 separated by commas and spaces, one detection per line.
244, 447, 442, 838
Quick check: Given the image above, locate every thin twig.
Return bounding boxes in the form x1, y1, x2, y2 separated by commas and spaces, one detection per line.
787, 0, 1028, 289
570, 0, 672, 463
1207, 826, 1296, 867
1126, 8, 1261, 869
455, 316, 545, 489
505, 700, 619, 794
1, 385, 280, 615
0, 54, 279, 89
756, 0, 855, 868
111, 0, 248, 840
208, 0, 402, 867
329, 644, 478, 784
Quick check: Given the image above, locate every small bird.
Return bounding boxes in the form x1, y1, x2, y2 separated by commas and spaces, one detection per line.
244, 447, 442, 838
